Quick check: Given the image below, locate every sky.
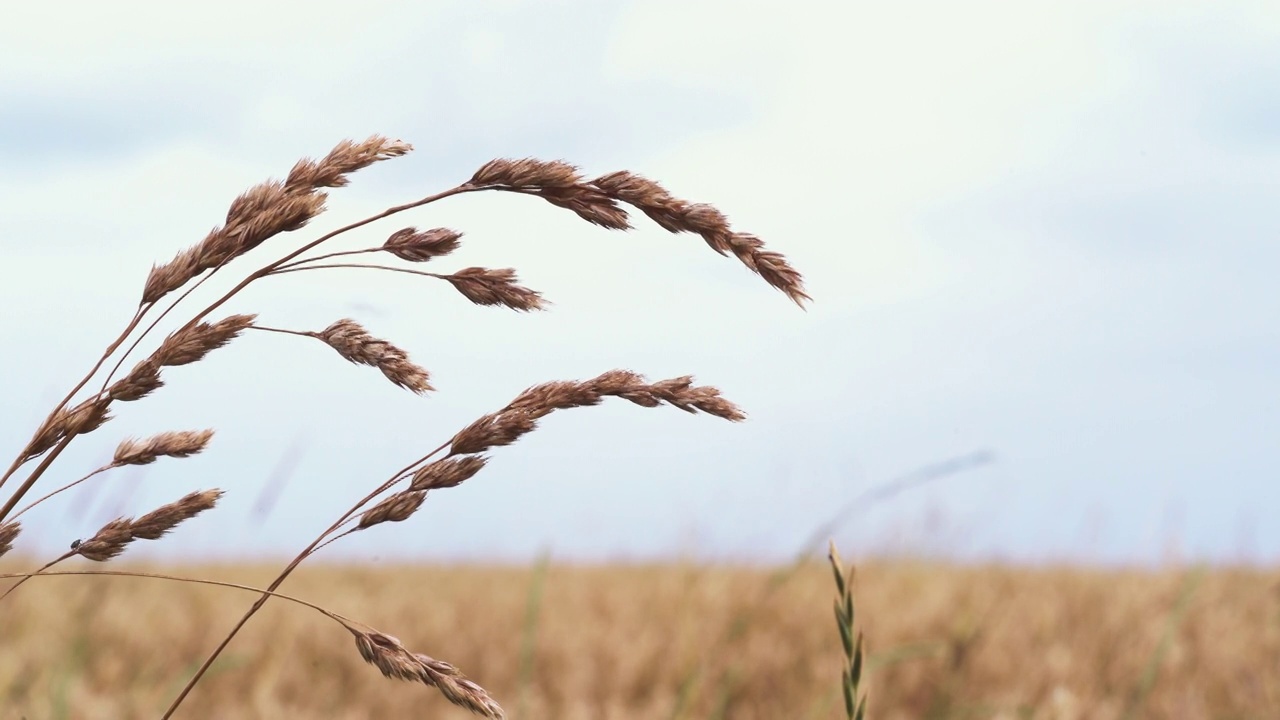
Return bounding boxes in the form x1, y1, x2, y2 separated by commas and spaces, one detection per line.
0, 1, 1277, 566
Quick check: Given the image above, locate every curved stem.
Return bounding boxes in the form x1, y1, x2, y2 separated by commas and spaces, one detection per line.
0, 434, 77, 523
247, 326, 315, 339
0, 550, 75, 601
0, 569, 358, 629
162, 438, 454, 718
9, 464, 115, 521
98, 266, 226, 395
161, 185, 486, 718
273, 246, 382, 272
269, 262, 444, 280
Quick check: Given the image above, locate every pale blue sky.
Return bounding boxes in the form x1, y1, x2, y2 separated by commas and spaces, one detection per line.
1, 1, 1276, 565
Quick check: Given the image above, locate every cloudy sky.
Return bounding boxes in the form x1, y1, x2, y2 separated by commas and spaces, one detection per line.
1, 1, 1276, 565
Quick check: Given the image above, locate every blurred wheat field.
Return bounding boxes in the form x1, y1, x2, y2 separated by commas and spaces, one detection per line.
0, 560, 1276, 720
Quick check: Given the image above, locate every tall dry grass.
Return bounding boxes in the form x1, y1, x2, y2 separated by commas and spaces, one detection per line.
0, 135, 807, 718
0, 560, 1275, 719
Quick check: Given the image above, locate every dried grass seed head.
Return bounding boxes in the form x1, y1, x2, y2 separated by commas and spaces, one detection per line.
315, 319, 433, 394
24, 398, 113, 461
410, 455, 489, 491
156, 314, 257, 367
444, 267, 546, 311
383, 227, 463, 262
75, 518, 135, 562
285, 135, 412, 191
129, 489, 223, 540
449, 370, 743, 455
0, 521, 20, 558
114, 429, 215, 466
357, 491, 427, 530
469, 158, 582, 189
592, 171, 812, 306
108, 358, 164, 402
354, 630, 505, 719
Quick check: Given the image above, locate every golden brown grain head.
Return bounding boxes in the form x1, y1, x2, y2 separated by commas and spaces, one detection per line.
141, 137, 409, 305
0, 520, 19, 558
443, 268, 547, 312
592, 171, 811, 306
113, 429, 215, 466
156, 314, 257, 367
534, 185, 632, 230
409, 456, 489, 491
108, 358, 165, 402
448, 411, 539, 456
142, 187, 328, 304
353, 630, 505, 719
23, 397, 113, 462
449, 371, 742, 456
356, 491, 426, 530
286, 135, 412, 191
383, 227, 463, 263
128, 489, 223, 541
469, 158, 582, 189
313, 319, 433, 394
74, 517, 135, 562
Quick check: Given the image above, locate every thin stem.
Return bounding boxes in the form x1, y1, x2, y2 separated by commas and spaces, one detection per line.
0, 305, 148, 493
9, 464, 115, 521
0, 569, 358, 628
273, 246, 382, 272
0, 434, 76, 523
269, 262, 444, 280
98, 266, 226, 395
162, 185, 486, 718
247, 326, 315, 339
0, 550, 75, 601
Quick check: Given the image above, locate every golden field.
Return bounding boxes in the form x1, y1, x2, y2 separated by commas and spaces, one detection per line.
0, 560, 1276, 719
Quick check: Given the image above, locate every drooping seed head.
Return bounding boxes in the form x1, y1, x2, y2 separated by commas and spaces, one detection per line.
352, 630, 505, 718
382, 227, 462, 263
314, 319, 433, 394
443, 268, 546, 311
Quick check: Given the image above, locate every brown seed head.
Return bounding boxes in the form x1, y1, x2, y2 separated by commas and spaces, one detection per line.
383, 227, 463, 263
143, 186, 327, 304
449, 370, 743, 455
409, 455, 489, 491
24, 397, 113, 462
286, 135, 412, 191
108, 358, 164, 402
443, 267, 546, 311
449, 411, 538, 456
156, 314, 257, 367
0, 521, 20, 558
592, 172, 811, 306
128, 489, 224, 541
75, 518, 135, 562
357, 491, 427, 530
469, 158, 582, 189
113, 429, 215, 466
314, 319, 433, 394
353, 630, 505, 719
